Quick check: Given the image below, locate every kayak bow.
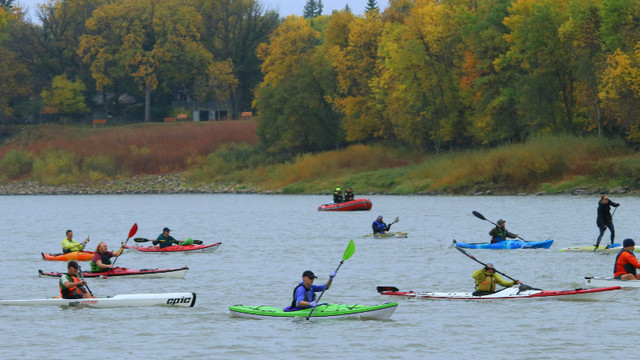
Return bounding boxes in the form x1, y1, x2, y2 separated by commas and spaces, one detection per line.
0, 292, 196, 308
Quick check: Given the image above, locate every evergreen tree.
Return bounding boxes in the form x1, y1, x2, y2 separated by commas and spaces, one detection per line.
316, 0, 323, 17
344, 4, 351, 13
303, 0, 317, 18
0, 0, 14, 9
365, 0, 378, 13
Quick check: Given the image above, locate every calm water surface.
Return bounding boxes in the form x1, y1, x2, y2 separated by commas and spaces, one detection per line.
1, 194, 637, 359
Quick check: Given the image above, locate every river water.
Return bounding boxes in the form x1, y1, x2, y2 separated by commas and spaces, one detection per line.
0, 194, 636, 359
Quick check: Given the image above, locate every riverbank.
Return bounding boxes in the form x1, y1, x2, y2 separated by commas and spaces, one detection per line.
0, 173, 632, 196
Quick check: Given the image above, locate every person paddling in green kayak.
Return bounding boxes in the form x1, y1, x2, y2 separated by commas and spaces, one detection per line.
61, 230, 89, 254
289, 270, 334, 310
90, 242, 124, 273
472, 263, 521, 296
153, 227, 194, 249
489, 219, 518, 243
60, 261, 94, 299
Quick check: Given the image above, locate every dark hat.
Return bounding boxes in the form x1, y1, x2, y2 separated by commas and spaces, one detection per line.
68, 260, 79, 269
497, 219, 505, 224
163, 227, 171, 232
302, 270, 317, 279
377, 215, 383, 219
623, 238, 635, 247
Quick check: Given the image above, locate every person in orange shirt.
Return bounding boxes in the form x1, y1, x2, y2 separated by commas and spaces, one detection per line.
614, 238, 640, 280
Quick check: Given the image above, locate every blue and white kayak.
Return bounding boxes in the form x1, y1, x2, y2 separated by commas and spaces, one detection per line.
452, 239, 553, 249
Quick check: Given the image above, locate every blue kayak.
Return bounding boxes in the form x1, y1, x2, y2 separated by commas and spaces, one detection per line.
452, 239, 554, 249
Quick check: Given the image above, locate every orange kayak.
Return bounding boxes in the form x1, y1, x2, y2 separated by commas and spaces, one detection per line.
41, 251, 95, 261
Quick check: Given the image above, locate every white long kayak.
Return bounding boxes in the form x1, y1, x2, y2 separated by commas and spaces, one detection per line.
377, 285, 621, 301
559, 244, 624, 253
585, 276, 640, 288
0, 292, 196, 308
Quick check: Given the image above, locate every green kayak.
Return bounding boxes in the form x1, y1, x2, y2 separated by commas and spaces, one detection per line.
228, 302, 398, 320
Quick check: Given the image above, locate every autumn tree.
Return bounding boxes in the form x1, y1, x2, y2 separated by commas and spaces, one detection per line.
194, 0, 280, 117
0, 7, 30, 125
78, 0, 212, 122
255, 15, 341, 154
41, 74, 90, 121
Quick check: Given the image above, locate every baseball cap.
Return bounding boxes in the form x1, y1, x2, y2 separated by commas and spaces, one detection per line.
302, 270, 317, 279
163, 227, 171, 232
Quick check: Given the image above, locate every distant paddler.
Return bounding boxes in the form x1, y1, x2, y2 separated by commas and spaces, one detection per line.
61, 230, 89, 254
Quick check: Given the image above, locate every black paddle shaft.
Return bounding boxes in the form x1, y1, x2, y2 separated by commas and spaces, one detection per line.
472, 211, 527, 241
454, 246, 518, 282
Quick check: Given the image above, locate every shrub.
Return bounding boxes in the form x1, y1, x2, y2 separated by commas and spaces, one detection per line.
0, 149, 33, 179
31, 149, 80, 185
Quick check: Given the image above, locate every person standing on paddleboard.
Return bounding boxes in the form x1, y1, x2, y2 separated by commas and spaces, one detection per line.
288, 270, 334, 310
596, 194, 620, 249
472, 263, 521, 296
489, 219, 518, 243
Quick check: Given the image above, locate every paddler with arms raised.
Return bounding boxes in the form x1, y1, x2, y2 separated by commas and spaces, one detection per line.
614, 238, 640, 280
472, 263, 521, 296
60, 261, 94, 299
61, 230, 89, 254
90, 241, 123, 273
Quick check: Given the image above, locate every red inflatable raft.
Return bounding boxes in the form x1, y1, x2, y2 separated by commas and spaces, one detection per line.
317, 199, 372, 211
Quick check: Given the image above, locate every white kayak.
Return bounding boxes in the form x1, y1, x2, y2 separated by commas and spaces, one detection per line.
558, 244, 624, 253
0, 292, 196, 308
377, 285, 621, 301
585, 276, 640, 288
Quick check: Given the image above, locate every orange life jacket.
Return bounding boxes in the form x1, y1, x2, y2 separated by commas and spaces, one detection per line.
59, 273, 87, 298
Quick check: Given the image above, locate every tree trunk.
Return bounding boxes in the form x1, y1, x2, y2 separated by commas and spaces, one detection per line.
144, 85, 151, 122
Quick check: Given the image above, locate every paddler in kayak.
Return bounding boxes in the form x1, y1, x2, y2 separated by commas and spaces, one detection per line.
614, 238, 640, 280
61, 230, 89, 254
472, 263, 521, 296
372, 215, 393, 235
153, 227, 194, 249
489, 219, 518, 243
288, 270, 334, 310
90, 242, 124, 273
60, 261, 94, 299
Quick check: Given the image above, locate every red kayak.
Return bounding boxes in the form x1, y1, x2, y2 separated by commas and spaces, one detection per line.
318, 199, 372, 211
38, 266, 189, 279
124, 242, 221, 253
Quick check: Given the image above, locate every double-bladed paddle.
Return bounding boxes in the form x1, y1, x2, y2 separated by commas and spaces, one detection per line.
306, 239, 356, 320
454, 246, 538, 290
102, 223, 138, 279
77, 264, 93, 297
134, 237, 204, 245
472, 211, 527, 241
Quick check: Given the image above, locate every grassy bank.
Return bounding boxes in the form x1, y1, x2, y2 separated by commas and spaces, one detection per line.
1, 123, 638, 195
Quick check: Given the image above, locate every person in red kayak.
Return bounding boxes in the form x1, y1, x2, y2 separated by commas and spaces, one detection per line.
472, 263, 521, 296
153, 227, 193, 249
90, 242, 123, 273
489, 219, 518, 243
614, 238, 640, 280
61, 230, 89, 254
60, 261, 94, 299
288, 270, 334, 310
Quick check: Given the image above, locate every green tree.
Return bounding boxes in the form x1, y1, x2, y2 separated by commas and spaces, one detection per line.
365, 0, 378, 13
41, 74, 90, 121
0, 8, 30, 125
303, 0, 323, 18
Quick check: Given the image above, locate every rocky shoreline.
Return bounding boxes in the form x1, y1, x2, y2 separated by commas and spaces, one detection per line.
0, 174, 633, 196
0, 174, 270, 195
